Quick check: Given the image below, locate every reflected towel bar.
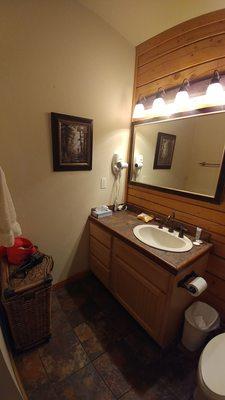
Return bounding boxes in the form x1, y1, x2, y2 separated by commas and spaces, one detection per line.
198, 162, 220, 167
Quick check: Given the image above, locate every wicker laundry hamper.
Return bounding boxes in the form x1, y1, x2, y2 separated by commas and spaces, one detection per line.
1, 254, 53, 352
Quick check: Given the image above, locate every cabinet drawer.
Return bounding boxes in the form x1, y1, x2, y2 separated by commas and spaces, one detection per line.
113, 238, 170, 293
90, 222, 111, 248
90, 236, 110, 268
90, 255, 109, 288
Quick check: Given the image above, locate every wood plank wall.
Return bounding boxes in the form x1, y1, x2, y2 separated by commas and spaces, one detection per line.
128, 9, 225, 317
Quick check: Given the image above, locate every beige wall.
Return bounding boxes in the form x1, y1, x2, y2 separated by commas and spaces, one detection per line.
79, 0, 225, 45
0, 0, 134, 282
185, 113, 225, 195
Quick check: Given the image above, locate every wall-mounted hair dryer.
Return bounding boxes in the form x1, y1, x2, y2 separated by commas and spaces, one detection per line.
112, 154, 128, 177
134, 154, 143, 170
132, 155, 143, 181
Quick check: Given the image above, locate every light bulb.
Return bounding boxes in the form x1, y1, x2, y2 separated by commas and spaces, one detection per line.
174, 79, 191, 112
151, 88, 166, 115
206, 82, 225, 105
205, 70, 225, 105
174, 90, 190, 111
133, 103, 145, 118
152, 97, 166, 115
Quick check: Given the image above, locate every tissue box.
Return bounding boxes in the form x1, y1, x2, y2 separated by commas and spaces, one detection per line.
91, 209, 113, 218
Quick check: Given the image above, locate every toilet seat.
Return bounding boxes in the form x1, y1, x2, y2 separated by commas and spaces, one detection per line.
198, 333, 225, 399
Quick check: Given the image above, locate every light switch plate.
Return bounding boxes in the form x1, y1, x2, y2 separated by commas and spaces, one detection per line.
100, 177, 107, 189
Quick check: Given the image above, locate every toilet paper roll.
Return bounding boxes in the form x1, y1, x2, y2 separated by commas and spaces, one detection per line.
188, 277, 207, 297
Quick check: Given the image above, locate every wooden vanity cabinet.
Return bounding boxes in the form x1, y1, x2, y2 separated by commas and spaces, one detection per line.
89, 222, 112, 288
111, 251, 166, 342
89, 220, 209, 348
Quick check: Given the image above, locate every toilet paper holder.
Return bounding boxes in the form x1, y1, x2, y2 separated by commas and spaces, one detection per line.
177, 271, 199, 294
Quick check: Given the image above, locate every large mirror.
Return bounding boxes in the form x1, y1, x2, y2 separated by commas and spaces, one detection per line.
130, 112, 225, 203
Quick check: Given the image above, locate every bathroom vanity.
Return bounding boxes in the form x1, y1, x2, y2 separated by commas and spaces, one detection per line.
89, 211, 212, 348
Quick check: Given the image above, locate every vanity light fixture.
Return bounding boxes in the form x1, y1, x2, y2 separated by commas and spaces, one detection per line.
174, 79, 190, 110
133, 96, 146, 118
132, 72, 225, 120
152, 88, 166, 115
206, 70, 225, 104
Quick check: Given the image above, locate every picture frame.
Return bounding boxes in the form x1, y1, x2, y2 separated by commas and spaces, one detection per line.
51, 112, 93, 171
153, 132, 176, 169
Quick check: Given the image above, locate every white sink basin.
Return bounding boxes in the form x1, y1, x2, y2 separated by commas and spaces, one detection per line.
133, 224, 193, 252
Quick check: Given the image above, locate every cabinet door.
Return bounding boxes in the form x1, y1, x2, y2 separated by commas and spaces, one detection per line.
112, 256, 166, 341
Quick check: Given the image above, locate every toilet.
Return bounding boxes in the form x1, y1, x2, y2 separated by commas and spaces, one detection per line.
195, 333, 225, 400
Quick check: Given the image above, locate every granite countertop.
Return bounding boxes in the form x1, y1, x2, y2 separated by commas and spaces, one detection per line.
89, 210, 213, 275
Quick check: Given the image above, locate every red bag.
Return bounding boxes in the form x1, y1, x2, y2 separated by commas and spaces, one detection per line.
6, 237, 36, 265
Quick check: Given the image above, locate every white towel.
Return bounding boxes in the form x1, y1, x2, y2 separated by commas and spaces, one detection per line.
0, 167, 22, 247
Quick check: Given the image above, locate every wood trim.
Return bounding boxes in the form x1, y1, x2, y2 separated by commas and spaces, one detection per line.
212, 240, 225, 257
205, 271, 225, 302
128, 184, 225, 211
201, 291, 225, 319
128, 187, 225, 225
207, 254, 225, 281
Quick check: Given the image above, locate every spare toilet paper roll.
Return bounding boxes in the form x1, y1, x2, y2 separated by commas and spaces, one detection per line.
188, 277, 207, 297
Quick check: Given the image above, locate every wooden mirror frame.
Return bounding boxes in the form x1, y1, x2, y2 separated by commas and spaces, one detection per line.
129, 107, 225, 204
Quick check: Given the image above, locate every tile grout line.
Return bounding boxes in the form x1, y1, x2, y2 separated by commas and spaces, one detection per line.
91, 357, 118, 400
117, 388, 133, 399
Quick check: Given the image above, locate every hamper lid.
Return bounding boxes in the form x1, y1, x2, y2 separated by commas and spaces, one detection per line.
1, 254, 53, 297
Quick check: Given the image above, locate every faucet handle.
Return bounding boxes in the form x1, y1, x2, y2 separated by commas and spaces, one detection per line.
167, 211, 175, 232
171, 211, 176, 219
178, 224, 188, 238
155, 217, 164, 229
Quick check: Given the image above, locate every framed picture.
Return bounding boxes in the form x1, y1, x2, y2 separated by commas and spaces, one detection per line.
153, 132, 176, 169
51, 112, 93, 171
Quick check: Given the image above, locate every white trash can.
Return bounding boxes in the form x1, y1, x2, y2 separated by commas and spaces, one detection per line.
182, 301, 220, 351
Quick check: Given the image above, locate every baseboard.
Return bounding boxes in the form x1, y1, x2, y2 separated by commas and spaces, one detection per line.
53, 270, 90, 290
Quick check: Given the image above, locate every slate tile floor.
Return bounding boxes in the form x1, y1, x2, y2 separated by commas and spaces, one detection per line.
14, 273, 199, 400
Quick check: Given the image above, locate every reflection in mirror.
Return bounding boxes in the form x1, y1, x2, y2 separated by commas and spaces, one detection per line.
131, 112, 225, 200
